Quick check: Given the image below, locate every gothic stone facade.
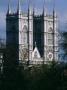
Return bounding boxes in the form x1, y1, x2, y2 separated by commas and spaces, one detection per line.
6, 6, 58, 65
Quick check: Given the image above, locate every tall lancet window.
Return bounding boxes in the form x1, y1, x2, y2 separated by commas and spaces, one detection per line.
23, 25, 28, 48
48, 27, 53, 45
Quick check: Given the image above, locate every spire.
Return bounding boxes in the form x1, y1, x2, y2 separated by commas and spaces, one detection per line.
28, 0, 30, 12
35, 42, 37, 47
33, 8, 35, 16
43, 0, 46, 16
28, 0, 31, 9
28, 0, 29, 13
28, 0, 33, 14
43, 0, 45, 10
7, 0, 11, 14
43, 0, 45, 13
33, 1, 35, 16
17, 0, 21, 14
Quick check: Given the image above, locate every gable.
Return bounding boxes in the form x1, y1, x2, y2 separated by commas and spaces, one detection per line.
32, 46, 41, 59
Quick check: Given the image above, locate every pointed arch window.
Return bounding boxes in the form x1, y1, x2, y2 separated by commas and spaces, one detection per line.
48, 27, 53, 39
23, 25, 28, 47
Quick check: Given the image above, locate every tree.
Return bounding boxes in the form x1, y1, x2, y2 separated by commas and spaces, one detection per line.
61, 32, 67, 60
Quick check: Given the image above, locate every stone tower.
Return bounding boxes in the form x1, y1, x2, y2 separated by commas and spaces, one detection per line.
6, 0, 33, 65
43, 9, 58, 63
6, 0, 58, 65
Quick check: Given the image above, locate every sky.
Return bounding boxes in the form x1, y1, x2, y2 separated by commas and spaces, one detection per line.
0, 0, 67, 39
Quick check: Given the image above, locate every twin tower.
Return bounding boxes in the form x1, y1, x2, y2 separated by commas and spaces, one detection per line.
6, 0, 58, 65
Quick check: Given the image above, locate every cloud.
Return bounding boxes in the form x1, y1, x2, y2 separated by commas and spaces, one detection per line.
34, 8, 42, 15
0, 12, 5, 30
0, 12, 6, 38
45, 0, 52, 2
58, 12, 67, 23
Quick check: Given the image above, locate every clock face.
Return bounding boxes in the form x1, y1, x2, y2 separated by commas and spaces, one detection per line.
48, 27, 53, 33
48, 52, 53, 61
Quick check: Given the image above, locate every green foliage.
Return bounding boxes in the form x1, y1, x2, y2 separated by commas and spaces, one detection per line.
0, 63, 67, 90
62, 32, 67, 57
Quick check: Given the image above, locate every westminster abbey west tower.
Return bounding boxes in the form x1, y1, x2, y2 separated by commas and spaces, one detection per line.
6, 0, 58, 65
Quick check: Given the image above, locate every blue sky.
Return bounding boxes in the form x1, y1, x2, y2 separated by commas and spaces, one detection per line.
0, 0, 67, 39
